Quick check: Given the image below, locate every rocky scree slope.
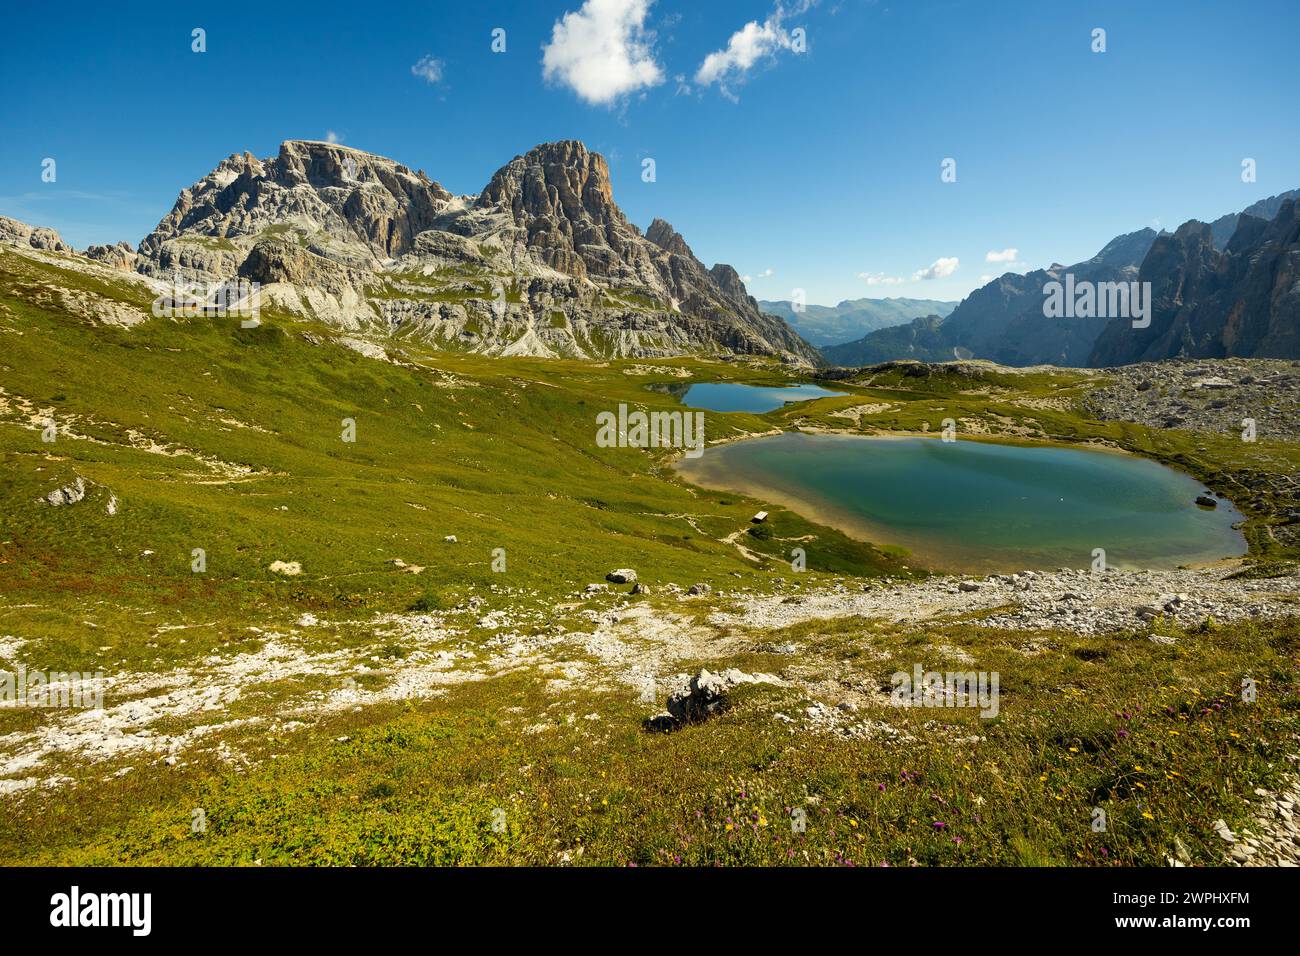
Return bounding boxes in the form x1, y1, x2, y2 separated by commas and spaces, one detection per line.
76, 139, 817, 363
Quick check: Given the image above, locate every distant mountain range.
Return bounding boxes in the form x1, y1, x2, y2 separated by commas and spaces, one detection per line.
824, 189, 1300, 369
758, 297, 957, 347
823, 229, 1157, 367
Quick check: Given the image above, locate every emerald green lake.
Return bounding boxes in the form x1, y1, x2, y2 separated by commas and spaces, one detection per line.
676, 432, 1246, 572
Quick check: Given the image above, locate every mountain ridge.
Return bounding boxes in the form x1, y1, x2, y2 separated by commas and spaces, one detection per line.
49, 139, 820, 364
759, 296, 958, 348
824, 188, 1300, 369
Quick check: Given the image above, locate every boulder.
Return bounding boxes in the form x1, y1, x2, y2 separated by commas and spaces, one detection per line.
44, 476, 86, 507
664, 668, 778, 726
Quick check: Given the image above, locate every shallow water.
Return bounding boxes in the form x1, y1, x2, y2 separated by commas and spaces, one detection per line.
676, 432, 1246, 572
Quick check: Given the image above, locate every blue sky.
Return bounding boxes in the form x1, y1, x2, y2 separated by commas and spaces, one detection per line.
2, 0, 1297, 304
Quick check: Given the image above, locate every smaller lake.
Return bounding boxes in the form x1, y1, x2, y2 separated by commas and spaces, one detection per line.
676, 432, 1246, 572
672, 382, 848, 414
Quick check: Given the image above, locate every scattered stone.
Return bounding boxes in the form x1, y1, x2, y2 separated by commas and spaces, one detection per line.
606, 569, 637, 584
687, 583, 711, 596
44, 476, 86, 507
443, 535, 457, 543
268, 560, 302, 576
958, 581, 980, 592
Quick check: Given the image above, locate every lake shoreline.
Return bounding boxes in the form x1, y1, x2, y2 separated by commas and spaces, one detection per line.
673, 428, 1247, 574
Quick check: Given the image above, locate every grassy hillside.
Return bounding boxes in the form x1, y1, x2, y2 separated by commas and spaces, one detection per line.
1, 247, 1297, 866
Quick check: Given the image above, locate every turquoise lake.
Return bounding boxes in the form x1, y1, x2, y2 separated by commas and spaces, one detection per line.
673, 382, 847, 413
676, 432, 1246, 572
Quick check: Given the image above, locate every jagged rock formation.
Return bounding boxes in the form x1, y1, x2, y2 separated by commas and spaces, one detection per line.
1089, 200, 1300, 365
0, 216, 72, 254
83, 241, 137, 271
113, 139, 817, 363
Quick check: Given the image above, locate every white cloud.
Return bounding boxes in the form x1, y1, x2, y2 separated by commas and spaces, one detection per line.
325, 130, 343, 145
697, 20, 787, 86
912, 257, 959, 281
985, 247, 1018, 263
695, 1, 813, 95
741, 268, 774, 283
858, 271, 904, 286
410, 55, 445, 84
542, 0, 665, 106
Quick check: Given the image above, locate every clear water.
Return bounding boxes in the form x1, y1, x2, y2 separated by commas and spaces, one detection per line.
675, 382, 848, 414
676, 431, 1246, 572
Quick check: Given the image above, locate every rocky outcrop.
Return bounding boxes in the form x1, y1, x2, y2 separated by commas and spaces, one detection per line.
0, 215, 72, 254
663, 668, 780, 726
1089, 201, 1300, 366
83, 241, 137, 271
237, 237, 377, 298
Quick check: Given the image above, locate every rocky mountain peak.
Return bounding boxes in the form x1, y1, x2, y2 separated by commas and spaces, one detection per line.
645, 218, 695, 259
139, 140, 454, 264
477, 140, 617, 226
